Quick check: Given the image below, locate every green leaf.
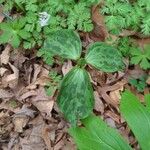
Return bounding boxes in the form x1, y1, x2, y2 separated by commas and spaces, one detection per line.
120, 91, 150, 150
0, 31, 12, 44
85, 42, 125, 72
10, 34, 21, 48
69, 114, 132, 150
140, 58, 150, 69
57, 67, 94, 126
18, 30, 31, 39
145, 94, 150, 111
43, 30, 82, 60
130, 47, 150, 70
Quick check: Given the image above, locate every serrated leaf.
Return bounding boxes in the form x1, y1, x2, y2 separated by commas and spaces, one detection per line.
140, 58, 150, 69
18, 30, 31, 39
10, 34, 21, 48
0, 31, 12, 44
131, 55, 142, 64
120, 91, 150, 150
69, 114, 132, 150
85, 42, 125, 72
57, 67, 94, 126
43, 29, 82, 60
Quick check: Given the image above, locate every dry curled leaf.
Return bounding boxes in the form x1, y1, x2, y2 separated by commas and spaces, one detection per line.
20, 122, 50, 150
89, 5, 108, 41
98, 80, 127, 108
0, 67, 8, 76
146, 76, 150, 85
32, 64, 42, 83
94, 91, 104, 114
0, 44, 11, 65
32, 100, 54, 118
0, 89, 14, 100
62, 60, 73, 76
13, 105, 36, 132
4, 63, 19, 88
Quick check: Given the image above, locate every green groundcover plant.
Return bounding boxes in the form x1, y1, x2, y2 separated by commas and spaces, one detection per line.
39, 29, 124, 125
101, 0, 150, 35
108, 36, 150, 70
129, 75, 148, 92
0, 0, 100, 49
69, 91, 150, 150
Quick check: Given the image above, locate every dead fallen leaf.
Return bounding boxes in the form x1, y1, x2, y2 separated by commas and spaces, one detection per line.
105, 118, 116, 128
4, 63, 19, 89
0, 45, 11, 65
0, 89, 14, 100
26, 76, 51, 90
0, 67, 8, 76
94, 91, 104, 114
0, 9, 4, 23
13, 105, 36, 132
20, 121, 50, 150
18, 90, 37, 101
90, 5, 109, 41
11, 49, 28, 69
32, 100, 54, 118
105, 110, 120, 124
62, 60, 73, 76
31, 87, 51, 102
32, 64, 42, 83
7, 132, 19, 150
146, 76, 150, 85
98, 79, 127, 108
109, 86, 124, 106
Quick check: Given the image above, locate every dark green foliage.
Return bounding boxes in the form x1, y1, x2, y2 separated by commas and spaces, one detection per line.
116, 37, 133, 57
85, 42, 125, 72
42, 30, 124, 125
129, 75, 148, 92
43, 30, 82, 60
57, 67, 94, 126
45, 71, 62, 96
0, 18, 31, 48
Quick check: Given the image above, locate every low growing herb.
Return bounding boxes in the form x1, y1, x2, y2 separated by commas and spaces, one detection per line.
40, 29, 124, 125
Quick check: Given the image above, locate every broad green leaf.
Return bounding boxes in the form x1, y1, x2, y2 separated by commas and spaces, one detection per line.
57, 67, 94, 126
120, 91, 150, 150
145, 94, 150, 112
85, 42, 125, 72
43, 30, 82, 60
69, 114, 132, 150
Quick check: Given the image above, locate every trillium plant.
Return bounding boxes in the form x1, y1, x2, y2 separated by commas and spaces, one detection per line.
42, 30, 124, 126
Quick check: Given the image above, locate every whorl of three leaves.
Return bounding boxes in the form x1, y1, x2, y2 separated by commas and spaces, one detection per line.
43, 29, 124, 125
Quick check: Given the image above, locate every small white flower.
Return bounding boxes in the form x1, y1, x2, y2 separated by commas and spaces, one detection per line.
38, 12, 50, 27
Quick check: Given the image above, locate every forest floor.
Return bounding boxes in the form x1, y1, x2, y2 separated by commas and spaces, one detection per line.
0, 5, 150, 150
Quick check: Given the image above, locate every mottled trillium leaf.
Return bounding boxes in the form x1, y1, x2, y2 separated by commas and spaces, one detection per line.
85, 42, 125, 72
57, 67, 94, 126
43, 29, 82, 60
